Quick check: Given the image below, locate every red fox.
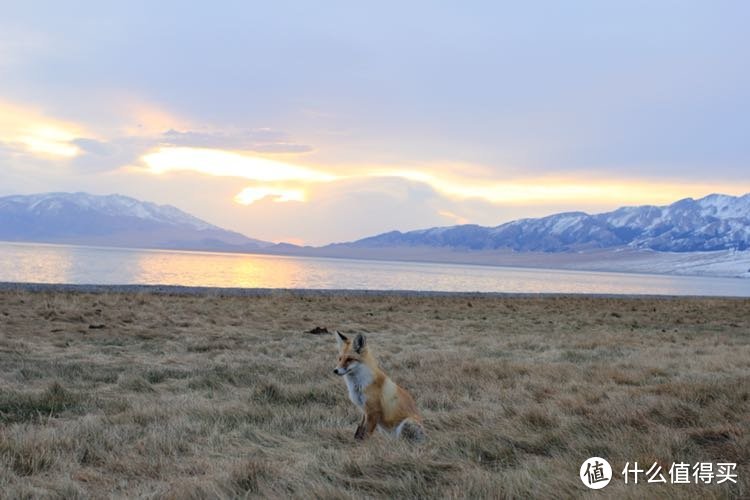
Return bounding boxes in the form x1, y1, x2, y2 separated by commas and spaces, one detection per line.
333, 331, 425, 442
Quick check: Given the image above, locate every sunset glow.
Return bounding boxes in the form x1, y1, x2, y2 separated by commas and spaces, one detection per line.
0, 100, 83, 158
142, 147, 336, 183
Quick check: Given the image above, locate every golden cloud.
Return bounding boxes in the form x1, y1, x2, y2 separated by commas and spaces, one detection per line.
0, 100, 85, 158
142, 146, 336, 182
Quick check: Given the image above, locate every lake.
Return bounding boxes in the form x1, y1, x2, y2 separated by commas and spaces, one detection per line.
0, 241, 748, 296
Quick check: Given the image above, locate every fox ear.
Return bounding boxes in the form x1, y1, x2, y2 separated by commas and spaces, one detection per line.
335, 331, 348, 348
353, 334, 366, 353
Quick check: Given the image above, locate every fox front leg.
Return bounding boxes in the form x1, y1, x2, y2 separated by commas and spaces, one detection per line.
354, 414, 366, 440
357, 412, 380, 440
355, 413, 379, 440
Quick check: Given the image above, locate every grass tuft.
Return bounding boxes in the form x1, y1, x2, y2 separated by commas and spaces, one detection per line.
0, 382, 84, 423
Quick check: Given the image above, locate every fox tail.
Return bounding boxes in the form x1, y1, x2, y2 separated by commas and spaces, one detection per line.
397, 419, 426, 443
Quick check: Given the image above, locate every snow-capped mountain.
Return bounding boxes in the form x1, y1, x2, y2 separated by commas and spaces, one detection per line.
0, 192, 271, 251
338, 193, 750, 253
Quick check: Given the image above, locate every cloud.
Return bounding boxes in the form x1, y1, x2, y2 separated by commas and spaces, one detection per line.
69, 136, 153, 172
117, 99, 191, 135
71, 138, 119, 156
161, 129, 313, 154
234, 187, 306, 204
68, 127, 313, 173
141, 146, 335, 182
437, 210, 469, 225
0, 99, 85, 158
0, 95, 315, 175
363, 168, 750, 208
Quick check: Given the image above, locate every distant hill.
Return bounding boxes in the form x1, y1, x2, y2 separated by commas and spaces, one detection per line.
1, 191, 748, 278
333, 193, 750, 253
0, 192, 272, 251
256, 193, 750, 278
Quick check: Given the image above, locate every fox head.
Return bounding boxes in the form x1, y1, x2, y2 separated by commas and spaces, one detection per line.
333, 331, 366, 376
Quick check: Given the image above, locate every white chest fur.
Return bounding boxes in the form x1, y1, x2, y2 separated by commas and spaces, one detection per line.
344, 364, 373, 409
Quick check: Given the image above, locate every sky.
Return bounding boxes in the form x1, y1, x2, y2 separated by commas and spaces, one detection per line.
1, 1, 749, 245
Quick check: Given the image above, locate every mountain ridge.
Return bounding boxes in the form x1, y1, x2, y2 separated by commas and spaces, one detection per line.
332, 193, 750, 253
1, 191, 748, 278
0, 192, 271, 251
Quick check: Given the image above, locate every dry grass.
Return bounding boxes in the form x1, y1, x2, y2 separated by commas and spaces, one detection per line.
0, 290, 748, 499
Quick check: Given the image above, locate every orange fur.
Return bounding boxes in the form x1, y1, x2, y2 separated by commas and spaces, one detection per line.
334, 332, 424, 441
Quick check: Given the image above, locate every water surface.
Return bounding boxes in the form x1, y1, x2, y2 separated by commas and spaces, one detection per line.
0, 241, 748, 296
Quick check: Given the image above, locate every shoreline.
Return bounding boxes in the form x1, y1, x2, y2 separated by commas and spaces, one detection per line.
1, 281, 748, 300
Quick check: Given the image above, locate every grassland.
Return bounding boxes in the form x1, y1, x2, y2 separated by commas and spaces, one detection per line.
0, 290, 748, 498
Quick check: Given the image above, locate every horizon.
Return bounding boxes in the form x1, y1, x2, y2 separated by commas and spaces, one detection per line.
2, 2, 750, 245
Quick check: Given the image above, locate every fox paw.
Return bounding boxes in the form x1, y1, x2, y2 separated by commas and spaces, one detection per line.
354, 424, 366, 440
